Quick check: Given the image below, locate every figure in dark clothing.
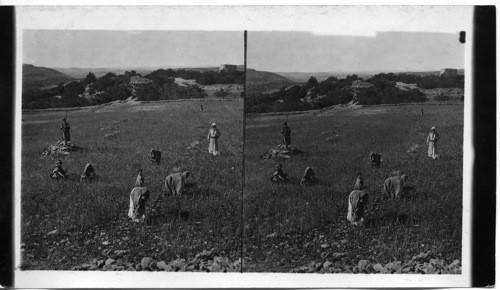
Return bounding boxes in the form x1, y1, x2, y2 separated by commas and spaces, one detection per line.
300, 167, 316, 185
51, 160, 68, 180
354, 172, 364, 190
150, 149, 162, 165
80, 163, 96, 182
60, 118, 70, 146
271, 164, 288, 183
281, 121, 291, 149
421, 109, 424, 115
369, 152, 382, 168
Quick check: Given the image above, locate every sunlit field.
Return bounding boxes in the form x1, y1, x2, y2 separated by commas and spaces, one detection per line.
243, 104, 463, 272
21, 99, 243, 270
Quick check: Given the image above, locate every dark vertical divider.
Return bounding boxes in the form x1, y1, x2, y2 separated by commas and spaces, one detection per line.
240, 30, 247, 273
0, 6, 15, 287
471, 6, 496, 287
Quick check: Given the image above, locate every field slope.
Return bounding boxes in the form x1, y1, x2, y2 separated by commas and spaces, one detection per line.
21, 99, 243, 270
23, 64, 75, 91
243, 104, 463, 272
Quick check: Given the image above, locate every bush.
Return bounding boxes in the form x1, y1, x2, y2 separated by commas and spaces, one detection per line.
214, 89, 230, 98
435, 92, 451, 101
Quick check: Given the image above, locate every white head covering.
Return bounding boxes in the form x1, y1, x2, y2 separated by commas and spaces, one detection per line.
211, 123, 216, 127
431, 126, 436, 131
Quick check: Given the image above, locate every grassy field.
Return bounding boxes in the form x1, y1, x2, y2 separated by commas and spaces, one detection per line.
243, 104, 463, 272
21, 99, 243, 270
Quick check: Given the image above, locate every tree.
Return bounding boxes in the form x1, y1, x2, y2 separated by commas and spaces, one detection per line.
83, 72, 97, 85
305, 76, 319, 89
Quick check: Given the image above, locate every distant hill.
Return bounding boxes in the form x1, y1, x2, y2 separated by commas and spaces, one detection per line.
274, 69, 465, 83
247, 69, 296, 95
53, 65, 245, 79
23, 64, 74, 91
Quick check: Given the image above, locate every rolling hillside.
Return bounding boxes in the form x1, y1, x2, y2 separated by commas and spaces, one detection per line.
23, 64, 75, 91
247, 69, 296, 95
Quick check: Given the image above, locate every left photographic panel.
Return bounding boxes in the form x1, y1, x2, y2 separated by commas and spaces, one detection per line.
20, 30, 244, 272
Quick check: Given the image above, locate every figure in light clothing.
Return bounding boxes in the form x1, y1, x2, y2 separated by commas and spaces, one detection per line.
80, 163, 96, 182
135, 169, 145, 187
347, 190, 368, 225
128, 187, 150, 222
207, 123, 221, 155
426, 127, 440, 159
164, 171, 190, 196
381, 174, 408, 199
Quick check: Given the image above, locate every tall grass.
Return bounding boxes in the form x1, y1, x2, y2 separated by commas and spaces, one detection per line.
243, 104, 463, 272
21, 100, 243, 269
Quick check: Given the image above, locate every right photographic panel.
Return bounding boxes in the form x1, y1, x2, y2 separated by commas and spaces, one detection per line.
243, 7, 469, 276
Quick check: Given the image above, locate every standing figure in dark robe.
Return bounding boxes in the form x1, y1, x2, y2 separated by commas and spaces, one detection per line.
369, 152, 382, 168
281, 121, 291, 149
60, 118, 70, 146
50, 160, 68, 180
271, 164, 288, 183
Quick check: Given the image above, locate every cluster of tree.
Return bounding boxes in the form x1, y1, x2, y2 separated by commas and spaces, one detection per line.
247, 74, 429, 114
355, 79, 426, 105
435, 92, 452, 101
134, 82, 207, 101
144, 68, 244, 86
369, 72, 464, 89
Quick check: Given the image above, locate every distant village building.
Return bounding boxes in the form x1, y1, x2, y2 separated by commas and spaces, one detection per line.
219, 64, 237, 73
351, 80, 373, 89
130, 76, 152, 85
440, 68, 458, 77
395, 82, 418, 91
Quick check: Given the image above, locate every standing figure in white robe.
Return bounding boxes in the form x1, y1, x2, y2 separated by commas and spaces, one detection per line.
347, 190, 368, 225
207, 123, 221, 156
426, 127, 440, 159
128, 187, 150, 222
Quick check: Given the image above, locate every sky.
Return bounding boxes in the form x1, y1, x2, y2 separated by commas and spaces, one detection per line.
23, 30, 244, 69
24, 29, 463, 73
248, 31, 464, 73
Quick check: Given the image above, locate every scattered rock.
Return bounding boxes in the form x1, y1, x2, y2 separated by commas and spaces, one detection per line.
47, 229, 58, 235
42, 141, 81, 157
141, 257, 153, 269
104, 131, 120, 138
358, 260, 370, 271
188, 140, 200, 150
261, 144, 303, 160
105, 258, 115, 266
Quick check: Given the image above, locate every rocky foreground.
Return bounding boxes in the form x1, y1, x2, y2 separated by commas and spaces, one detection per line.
71, 249, 460, 274
291, 250, 461, 274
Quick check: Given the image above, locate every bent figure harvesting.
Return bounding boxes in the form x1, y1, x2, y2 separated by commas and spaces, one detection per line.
347, 190, 368, 225
128, 187, 150, 222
